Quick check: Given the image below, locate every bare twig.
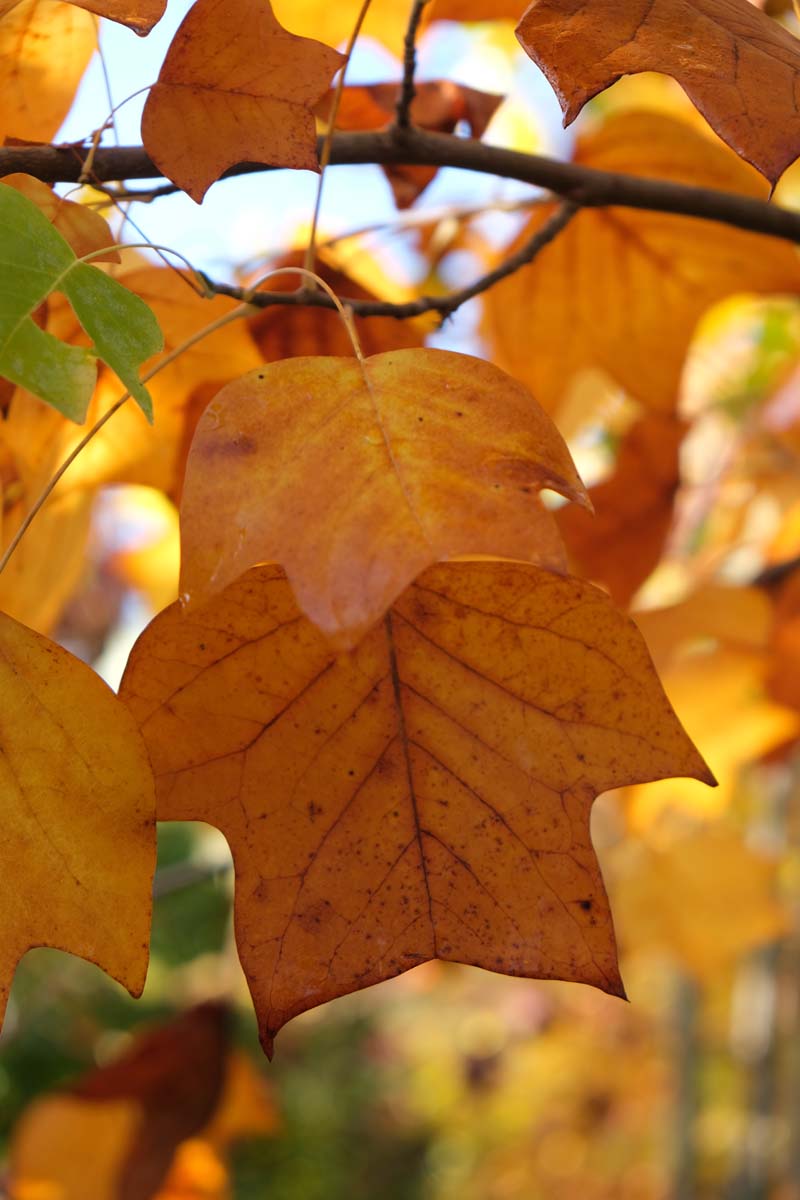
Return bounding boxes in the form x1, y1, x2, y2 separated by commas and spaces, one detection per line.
205, 201, 578, 322
395, 0, 432, 129
3, 130, 800, 246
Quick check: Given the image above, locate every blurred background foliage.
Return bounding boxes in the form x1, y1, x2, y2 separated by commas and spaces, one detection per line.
5, 1, 800, 1196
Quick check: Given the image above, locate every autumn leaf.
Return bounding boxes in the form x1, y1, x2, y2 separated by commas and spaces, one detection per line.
120, 561, 712, 1054
68, 0, 165, 33
178, 349, 588, 647
271, 0, 411, 54
317, 81, 503, 206
8, 1004, 229, 1200
611, 828, 788, 976
3, 174, 119, 262
0, 611, 155, 1027
141, 0, 345, 203
0, 1, 96, 145
0, 183, 163, 422
481, 111, 800, 415
516, 0, 800, 185
556, 414, 686, 607
249, 249, 423, 362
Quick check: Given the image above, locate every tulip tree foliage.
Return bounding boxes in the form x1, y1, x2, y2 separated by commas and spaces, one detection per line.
5, 0, 800, 1061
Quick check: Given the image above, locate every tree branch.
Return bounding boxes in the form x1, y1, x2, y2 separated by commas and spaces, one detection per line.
206, 200, 578, 321
395, 0, 432, 128
3, 129, 800, 244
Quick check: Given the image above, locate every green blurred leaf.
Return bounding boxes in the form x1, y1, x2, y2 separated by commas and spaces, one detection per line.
0, 183, 163, 423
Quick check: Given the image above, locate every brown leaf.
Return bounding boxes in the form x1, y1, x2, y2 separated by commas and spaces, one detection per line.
120, 561, 713, 1055
0, 1, 96, 145
316, 81, 503, 206
0, 612, 155, 1026
9, 1004, 229, 1200
3, 174, 119, 262
482, 111, 800, 415
141, 0, 345, 203
68, 0, 165, 33
178, 349, 588, 647
557, 415, 686, 606
249, 250, 423, 361
517, 0, 800, 184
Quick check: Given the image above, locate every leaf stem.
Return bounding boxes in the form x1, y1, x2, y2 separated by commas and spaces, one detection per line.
0, 302, 254, 579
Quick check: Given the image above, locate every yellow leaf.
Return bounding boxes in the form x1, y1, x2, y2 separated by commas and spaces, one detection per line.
482, 111, 800, 415
0, 1, 95, 145
0, 612, 155, 1025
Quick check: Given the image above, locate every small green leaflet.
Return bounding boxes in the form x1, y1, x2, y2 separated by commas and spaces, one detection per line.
0, 183, 163, 423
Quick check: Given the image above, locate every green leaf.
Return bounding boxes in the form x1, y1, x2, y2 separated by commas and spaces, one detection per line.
0, 183, 163, 423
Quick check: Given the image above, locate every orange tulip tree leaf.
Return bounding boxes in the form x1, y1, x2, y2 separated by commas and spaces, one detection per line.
179, 349, 588, 648
557, 415, 686, 607
141, 0, 345, 203
316, 81, 503, 206
482, 111, 800, 415
0, 1, 96, 145
8, 1004, 229, 1200
69, 0, 165, 33
0, 611, 155, 1027
120, 561, 713, 1054
3, 174, 119, 262
517, 0, 800, 185
248, 249, 423, 362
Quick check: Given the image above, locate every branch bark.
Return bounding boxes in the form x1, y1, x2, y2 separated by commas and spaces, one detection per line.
3, 129, 800, 245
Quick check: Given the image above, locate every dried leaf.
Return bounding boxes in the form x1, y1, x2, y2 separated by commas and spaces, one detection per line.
179, 349, 588, 647
0, 612, 155, 1026
427, 0, 525, 18
9, 1005, 228, 1200
141, 0, 345, 203
120, 561, 712, 1054
482, 111, 800, 414
316, 81, 503, 206
517, 0, 800, 184
0, 1, 96, 145
69, 0, 165, 33
249, 250, 423, 361
557, 415, 686, 606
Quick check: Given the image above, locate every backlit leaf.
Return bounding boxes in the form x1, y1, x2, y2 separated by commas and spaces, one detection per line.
517, 0, 800, 184
0, 1, 96, 145
120, 561, 712, 1054
69, 0, 165, 33
179, 349, 588, 647
0, 183, 163, 422
271, 0, 411, 53
482, 111, 800, 415
141, 0, 345, 203
0, 611, 155, 1027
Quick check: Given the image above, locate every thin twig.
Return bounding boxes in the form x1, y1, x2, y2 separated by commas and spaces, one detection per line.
395, 0, 432, 129
4, 130, 800, 245
305, 0, 373, 277
206, 201, 578, 322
